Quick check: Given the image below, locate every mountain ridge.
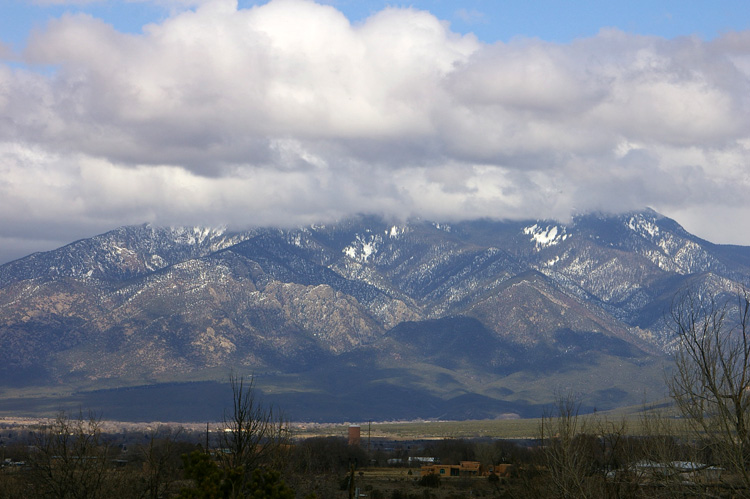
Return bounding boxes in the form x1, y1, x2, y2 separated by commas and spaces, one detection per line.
1, 209, 748, 421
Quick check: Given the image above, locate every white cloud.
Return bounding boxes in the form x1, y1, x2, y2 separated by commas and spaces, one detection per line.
2, 0, 750, 262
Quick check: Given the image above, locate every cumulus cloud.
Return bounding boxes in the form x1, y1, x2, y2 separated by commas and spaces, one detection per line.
2, 0, 750, 262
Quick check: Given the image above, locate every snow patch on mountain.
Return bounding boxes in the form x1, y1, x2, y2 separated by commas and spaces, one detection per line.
544, 256, 561, 267
523, 224, 569, 250
171, 226, 225, 246
343, 233, 382, 263
626, 215, 719, 274
148, 254, 167, 271
627, 215, 660, 240
387, 225, 407, 239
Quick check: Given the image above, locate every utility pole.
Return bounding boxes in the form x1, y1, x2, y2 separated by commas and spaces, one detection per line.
348, 462, 356, 499
205, 422, 209, 453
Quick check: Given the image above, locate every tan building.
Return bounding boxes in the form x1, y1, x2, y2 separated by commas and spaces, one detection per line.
420, 461, 483, 477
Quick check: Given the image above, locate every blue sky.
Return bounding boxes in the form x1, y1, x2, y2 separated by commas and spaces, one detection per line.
3, 0, 749, 50
1, 0, 750, 263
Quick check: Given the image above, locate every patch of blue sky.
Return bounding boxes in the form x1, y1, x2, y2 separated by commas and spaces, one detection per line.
1, 0, 749, 53
249, 0, 750, 42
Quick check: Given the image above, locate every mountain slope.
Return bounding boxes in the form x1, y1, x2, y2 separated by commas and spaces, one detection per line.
1, 210, 748, 421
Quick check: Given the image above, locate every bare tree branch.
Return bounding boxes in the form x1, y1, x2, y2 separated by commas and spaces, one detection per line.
668, 284, 750, 490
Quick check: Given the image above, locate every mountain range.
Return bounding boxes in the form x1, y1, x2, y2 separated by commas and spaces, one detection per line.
1, 209, 748, 422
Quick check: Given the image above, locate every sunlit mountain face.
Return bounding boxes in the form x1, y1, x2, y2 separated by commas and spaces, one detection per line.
1, 209, 748, 422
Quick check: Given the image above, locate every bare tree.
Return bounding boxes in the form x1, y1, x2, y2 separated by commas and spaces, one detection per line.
217, 374, 290, 476
137, 426, 185, 499
593, 417, 629, 476
668, 285, 750, 489
177, 375, 292, 498
28, 411, 112, 499
539, 394, 595, 498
